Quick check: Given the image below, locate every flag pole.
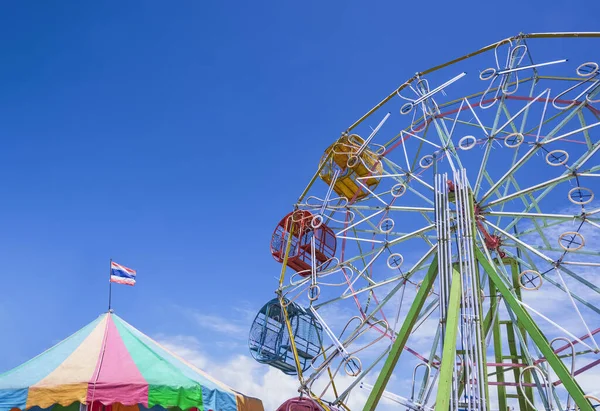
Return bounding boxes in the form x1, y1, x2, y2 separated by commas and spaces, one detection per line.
108, 258, 113, 311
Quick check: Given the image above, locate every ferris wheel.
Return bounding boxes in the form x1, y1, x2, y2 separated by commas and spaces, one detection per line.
249, 32, 600, 411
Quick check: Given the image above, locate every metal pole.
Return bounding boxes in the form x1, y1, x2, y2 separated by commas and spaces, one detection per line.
108, 258, 113, 311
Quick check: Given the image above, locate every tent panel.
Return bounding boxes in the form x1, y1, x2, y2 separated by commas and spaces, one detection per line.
86, 316, 147, 406
0, 317, 103, 389
114, 316, 237, 411
112, 318, 202, 410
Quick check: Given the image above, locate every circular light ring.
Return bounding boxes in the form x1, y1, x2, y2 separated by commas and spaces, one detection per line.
568, 187, 594, 205
391, 183, 407, 198
558, 231, 585, 252
347, 155, 360, 169
419, 155, 434, 169
459, 135, 477, 151
311, 214, 324, 229
387, 253, 404, 269
379, 218, 395, 233
400, 102, 414, 115
344, 356, 362, 377
545, 149, 569, 166
577, 62, 599, 77
518, 270, 543, 291
504, 132, 524, 148
480, 67, 497, 81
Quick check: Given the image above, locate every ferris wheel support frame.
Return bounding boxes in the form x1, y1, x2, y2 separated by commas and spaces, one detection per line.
363, 253, 593, 411
476, 248, 592, 411
363, 191, 593, 411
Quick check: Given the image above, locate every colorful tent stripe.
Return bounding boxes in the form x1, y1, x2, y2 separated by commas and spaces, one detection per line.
0, 313, 263, 411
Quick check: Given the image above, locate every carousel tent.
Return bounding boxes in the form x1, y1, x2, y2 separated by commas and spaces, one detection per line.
0, 312, 263, 411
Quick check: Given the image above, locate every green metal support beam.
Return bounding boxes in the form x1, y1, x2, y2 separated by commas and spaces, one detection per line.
475, 248, 593, 411
490, 280, 507, 411
508, 258, 535, 409
434, 268, 462, 411
505, 321, 530, 411
363, 256, 438, 411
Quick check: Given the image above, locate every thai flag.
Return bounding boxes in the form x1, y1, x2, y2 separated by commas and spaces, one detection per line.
110, 261, 137, 286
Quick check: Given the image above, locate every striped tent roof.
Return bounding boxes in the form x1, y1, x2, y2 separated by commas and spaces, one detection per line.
0, 312, 263, 411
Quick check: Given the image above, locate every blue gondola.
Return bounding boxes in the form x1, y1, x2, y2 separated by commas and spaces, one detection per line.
249, 298, 323, 375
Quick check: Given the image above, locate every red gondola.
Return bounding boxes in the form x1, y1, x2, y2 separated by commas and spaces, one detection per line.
276, 397, 340, 411
270, 210, 336, 276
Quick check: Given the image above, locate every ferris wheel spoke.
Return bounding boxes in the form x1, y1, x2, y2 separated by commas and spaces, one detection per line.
479, 145, 540, 205
573, 141, 600, 170
586, 207, 600, 217
341, 250, 387, 293
507, 174, 551, 218
506, 177, 600, 238
349, 204, 435, 213
481, 170, 512, 203
506, 178, 555, 245
316, 247, 438, 311
526, 246, 600, 258
380, 167, 437, 207
577, 110, 594, 149
488, 149, 525, 228
336, 208, 386, 236
481, 171, 548, 233
313, 274, 404, 307
428, 122, 461, 173
507, 240, 600, 297
349, 208, 389, 234
382, 157, 409, 177
486, 220, 556, 264
480, 103, 594, 205
354, 177, 391, 207
517, 299, 596, 351
552, 267, 600, 351
504, 177, 600, 236
487, 210, 589, 221
343, 228, 437, 240
441, 116, 491, 138
543, 121, 600, 145
462, 97, 490, 136
483, 173, 576, 209
336, 236, 385, 244
387, 224, 437, 247
560, 260, 600, 267
473, 139, 497, 198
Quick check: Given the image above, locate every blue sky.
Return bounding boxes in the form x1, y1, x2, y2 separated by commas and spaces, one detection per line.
1, 1, 600, 409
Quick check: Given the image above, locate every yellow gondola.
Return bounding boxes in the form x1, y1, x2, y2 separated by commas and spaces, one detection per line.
318, 134, 383, 201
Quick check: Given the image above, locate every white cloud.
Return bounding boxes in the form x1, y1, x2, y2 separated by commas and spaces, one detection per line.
173, 305, 248, 337
156, 333, 402, 411
191, 313, 247, 335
